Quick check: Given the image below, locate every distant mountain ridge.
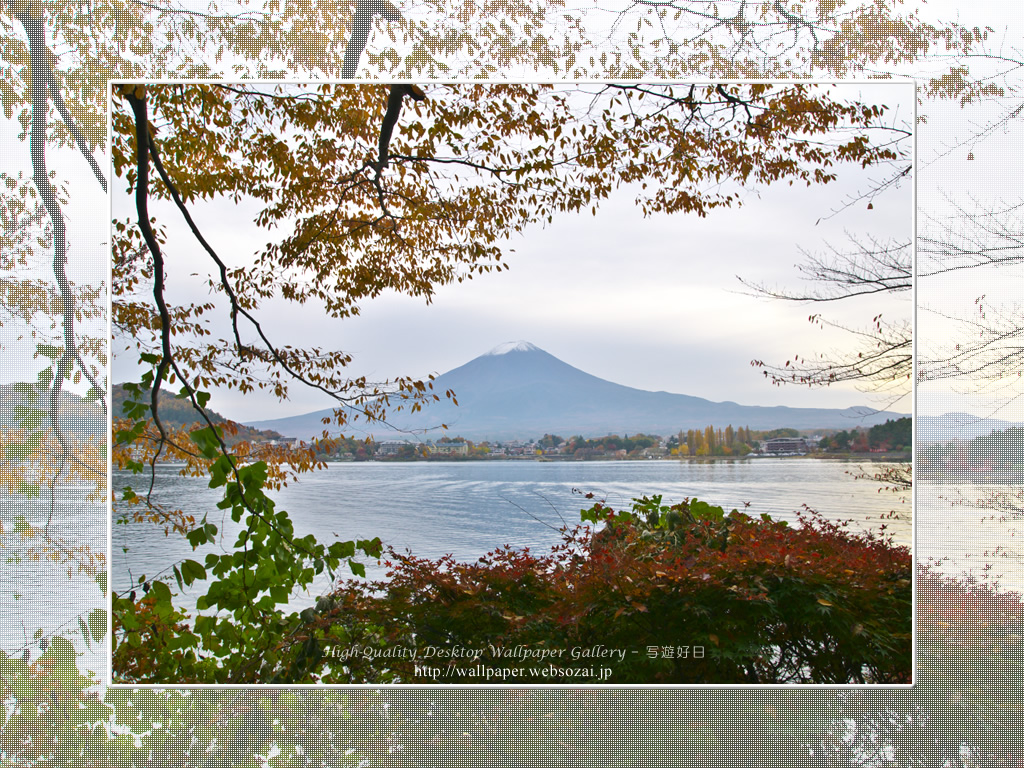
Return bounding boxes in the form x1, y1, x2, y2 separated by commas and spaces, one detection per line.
247, 341, 910, 441
111, 384, 284, 445
915, 412, 1024, 443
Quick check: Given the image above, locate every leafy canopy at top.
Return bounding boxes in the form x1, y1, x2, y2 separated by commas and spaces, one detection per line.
111, 82, 907, 419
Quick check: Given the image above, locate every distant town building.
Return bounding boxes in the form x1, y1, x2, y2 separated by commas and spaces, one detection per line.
264, 437, 302, 449
377, 440, 407, 456
763, 437, 808, 454
430, 440, 469, 456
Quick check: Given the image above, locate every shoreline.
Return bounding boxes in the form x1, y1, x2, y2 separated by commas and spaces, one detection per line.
323, 451, 912, 464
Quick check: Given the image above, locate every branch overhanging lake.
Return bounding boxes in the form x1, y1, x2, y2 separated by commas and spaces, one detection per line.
112, 82, 909, 440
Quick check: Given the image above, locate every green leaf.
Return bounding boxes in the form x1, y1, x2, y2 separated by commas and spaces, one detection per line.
50, 635, 76, 664
88, 609, 107, 643
691, 499, 725, 521
186, 525, 209, 548
149, 581, 173, 618
238, 460, 268, 493
84, 386, 106, 402
181, 558, 207, 585
330, 540, 356, 560
115, 418, 147, 443
358, 537, 383, 558
191, 426, 223, 460
35, 343, 62, 360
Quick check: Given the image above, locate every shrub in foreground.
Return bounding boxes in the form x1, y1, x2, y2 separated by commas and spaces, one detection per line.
322, 496, 911, 684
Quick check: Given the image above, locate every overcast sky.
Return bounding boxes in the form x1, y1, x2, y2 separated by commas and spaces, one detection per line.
109, 82, 916, 426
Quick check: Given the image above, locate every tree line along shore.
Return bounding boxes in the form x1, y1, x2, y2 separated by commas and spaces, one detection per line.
292, 418, 911, 462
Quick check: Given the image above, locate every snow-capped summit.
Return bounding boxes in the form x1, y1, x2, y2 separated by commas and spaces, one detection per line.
485, 340, 540, 355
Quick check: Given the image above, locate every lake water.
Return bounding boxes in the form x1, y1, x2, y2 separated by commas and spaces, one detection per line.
915, 481, 1024, 594
111, 458, 914, 616
1, 488, 107, 676
13, 458, 1024, 684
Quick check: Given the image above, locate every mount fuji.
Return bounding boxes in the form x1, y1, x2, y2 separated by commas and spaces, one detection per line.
247, 341, 908, 441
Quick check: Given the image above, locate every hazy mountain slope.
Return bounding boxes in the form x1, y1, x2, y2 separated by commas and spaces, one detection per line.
0, 383, 105, 439
915, 413, 1024, 443
110, 384, 283, 445
248, 341, 909, 441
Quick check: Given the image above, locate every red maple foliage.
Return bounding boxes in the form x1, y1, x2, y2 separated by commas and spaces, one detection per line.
323, 497, 911, 684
